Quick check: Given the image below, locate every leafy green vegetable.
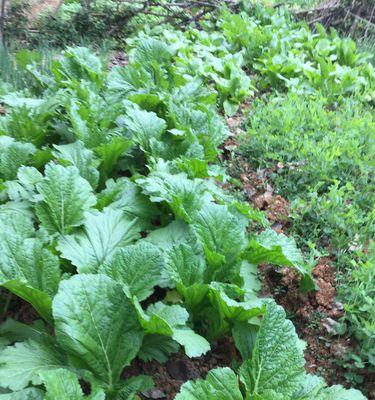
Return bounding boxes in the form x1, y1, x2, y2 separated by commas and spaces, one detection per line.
39, 369, 105, 400
52, 141, 100, 190
176, 301, 366, 399
99, 241, 164, 300
53, 274, 143, 391
176, 368, 242, 400
136, 301, 210, 358
35, 163, 96, 234
57, 208, 140, 273
0, 137, 35, 181
0, 339, 65, 391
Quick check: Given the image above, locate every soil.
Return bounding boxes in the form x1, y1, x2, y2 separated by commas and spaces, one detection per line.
0, 289, 39, 325
29, 0, 62, 20
224, 109, 375, 398
123, 337, 239, 399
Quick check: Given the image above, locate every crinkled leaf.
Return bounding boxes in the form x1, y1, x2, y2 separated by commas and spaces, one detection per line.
137, 172, 211, 221
39, 369, 105, 400
0, 223, 61, 321
0, 137, 36, 181
136, 302, 210, 358
116, 375, 154, 400
97, 178, 159, 229
117, 102, 166, 153
175, 367, 242, 400
52, 141, 100, 189
99, 241, 164, 301
138, 334, 179, 363
0, 339, 65, 391
0, 388, 44, 399
53, 274, 143, 389
244, 230, 314, 291
35, 164, 96, 234
192, 203, 247, 279
57, 208, 140, 273
164, 243, 206, 287
239, 301, 305, 397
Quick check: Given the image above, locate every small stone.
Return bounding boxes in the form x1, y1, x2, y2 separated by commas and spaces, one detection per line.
142, 388, 166, 399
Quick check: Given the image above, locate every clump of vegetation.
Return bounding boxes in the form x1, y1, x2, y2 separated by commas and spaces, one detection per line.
239, 67, 374, 376
0, 0, 374, 397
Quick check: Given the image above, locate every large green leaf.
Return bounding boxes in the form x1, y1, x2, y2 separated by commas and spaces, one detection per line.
99, 241, 165, 301
0, 137, 35, 181
137, 171, 211, 221
57, 208, 140, 273
191, 203, 247, 279
52, 141, 100, 189
239, 301, 306, 397
0, 219, 61, 321
39, 369, 105, 400
136, 301, 210, 358
0, 340, 65, 391
35, 164, 96, 234
117, 101, 166, 153
175, 367, 242, 400
244, 229, 314, 291
97, 177, 159, 229
53, 274, 143, 390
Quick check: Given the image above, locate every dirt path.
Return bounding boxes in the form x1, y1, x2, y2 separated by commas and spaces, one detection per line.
29, 0, 62, 20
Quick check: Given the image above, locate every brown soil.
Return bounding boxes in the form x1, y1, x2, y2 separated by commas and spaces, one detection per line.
29, 0, 62, 20
123, 337, 239, 399
0, 289, 39, 325
224, 109, 375, 397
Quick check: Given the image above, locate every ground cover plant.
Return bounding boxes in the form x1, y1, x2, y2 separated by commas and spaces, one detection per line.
0, 1, 374, 399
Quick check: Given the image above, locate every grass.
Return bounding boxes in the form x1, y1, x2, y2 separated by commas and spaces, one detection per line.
238, 91, 375, 373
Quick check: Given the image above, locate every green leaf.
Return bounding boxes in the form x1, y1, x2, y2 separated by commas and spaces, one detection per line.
0, 388, 44, 399
137, 171, 211, 222
57, 208, 140, 273
35, 164, 96, 234
292, 374, 367, 400
232, 322, 258, 360
117, 102, 166, 153
0, 222, 61, 321
145, 220, 195, 250
244, 230, 314, 291
0, 137, 36, 181
39, 369, 84, 399
239, 301, 305, 397
136, 302, 210, 358
53, 274, 143, 389
116, 375, 154, 400
164, 243, 206, 288
4, 167, 43, 202
0, 339, 65, 391
192, 203, 247, 279
99, 241, 164, 301
39, 369, 105, 400
97, 178, 159, 229
138, 334, 179, 363
52, 47, 103, 85
175, 367, 242, 400
94, 137, 132, 181
207, 283, 265, 339
52, 141, 100, 189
